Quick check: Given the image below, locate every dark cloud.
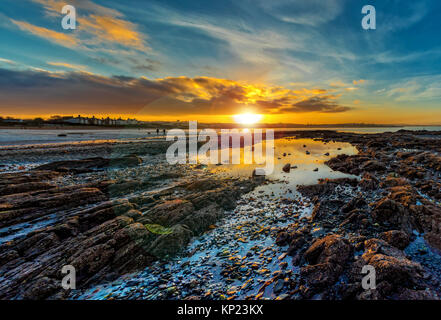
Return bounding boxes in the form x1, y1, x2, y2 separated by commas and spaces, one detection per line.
285, 96, 352, 113
0, 67, 350, 116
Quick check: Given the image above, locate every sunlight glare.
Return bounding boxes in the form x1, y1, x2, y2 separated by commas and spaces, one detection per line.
233, 113, 263, 125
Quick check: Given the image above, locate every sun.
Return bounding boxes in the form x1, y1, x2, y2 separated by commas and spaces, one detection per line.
233, 113, 263, 125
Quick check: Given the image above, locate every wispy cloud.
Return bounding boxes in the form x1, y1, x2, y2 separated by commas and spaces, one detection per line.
12, 0, 149, 52
257, 0, 344, 26
385, 75, 441, 102
10, 19, 78, 46
0, 57, 16, 65
47, 61, 88, 71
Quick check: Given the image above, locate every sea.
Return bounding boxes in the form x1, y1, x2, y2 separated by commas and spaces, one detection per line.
0, 126, 440, 147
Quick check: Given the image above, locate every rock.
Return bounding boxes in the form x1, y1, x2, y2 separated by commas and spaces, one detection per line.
180, 204, 223, 235
363, 253, 423, 286
143, 200, 194, 227
148, 224, 193, 258
287, 237, 305, 256
380, 230, 411, 250
185, 179, 222, 191
395, 288, 439, 300
360, 160, 386, 172
33, 155, 142, 173
0, 187, 107, 229
363, 238, 407, 260
0, 182, 55, 196
304, 234, 352, 266
358, 172, 378, 190
275, 231, 290, 246
282, 164, 291, 173
273, 279, 284, 293
301, 235, 353, 290
371, 198, 407, 226
300, 263, 338, 288
22, 277, 59, 300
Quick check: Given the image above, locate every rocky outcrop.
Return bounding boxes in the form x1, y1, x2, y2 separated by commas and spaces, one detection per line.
0, 164, 262, 299
289, 129, 441, 299
301, 235, 352, 289
33, 155, 142, 173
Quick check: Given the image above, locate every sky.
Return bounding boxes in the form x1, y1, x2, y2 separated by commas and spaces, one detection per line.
0, 0, 441, 124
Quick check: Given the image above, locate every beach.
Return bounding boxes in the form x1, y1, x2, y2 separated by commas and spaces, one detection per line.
0, 129, 440, 300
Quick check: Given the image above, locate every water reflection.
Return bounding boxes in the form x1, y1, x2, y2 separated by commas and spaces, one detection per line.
207, 137, 359, 198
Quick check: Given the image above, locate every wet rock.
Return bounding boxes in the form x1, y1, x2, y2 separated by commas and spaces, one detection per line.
304, 234, 352, 266
371, 198, 407, 226
142, 200, 194, 227
300, 263, 338, 289
148, 224, 193, 258
0, 187, 107, 228
363, 253, 423, 287
0, 182, 55, 196
287, 237, 306, 256
180, 204, 223, 235
360, 160, 386, 172
273, 279, 284, 293
33, 155, 142, 173
282, 164, 291, 173
358, 172, 378, 190
380, 230, 411, 250
300, 235, 352, 290
22, 277, 59, 300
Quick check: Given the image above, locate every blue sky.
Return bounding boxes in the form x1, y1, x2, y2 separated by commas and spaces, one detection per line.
0, 0, 440, 123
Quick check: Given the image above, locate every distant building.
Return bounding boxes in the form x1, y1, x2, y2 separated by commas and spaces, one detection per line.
62, 115, 143, 126
3, 118, 24, 123
64, 115, 88, 124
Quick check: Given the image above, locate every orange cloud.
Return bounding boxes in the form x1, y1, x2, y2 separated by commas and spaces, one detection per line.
47, 61, 88, 71
78, 15, 148, 51
10, 20, 78, 47
353, 79, 366, 85
26, 0, 149, 51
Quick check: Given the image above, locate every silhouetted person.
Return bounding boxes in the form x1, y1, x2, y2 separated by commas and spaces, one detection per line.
156, 128, 159, 135
163, 129, 166, 135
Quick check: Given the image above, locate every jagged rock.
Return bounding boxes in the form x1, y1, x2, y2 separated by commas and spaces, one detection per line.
304, 234, 352, 266
180, 204, 223, 235
301, 235, 352, 290
142, 200, 194, 227
360, 160, 386, 172
380, 230, 411, 250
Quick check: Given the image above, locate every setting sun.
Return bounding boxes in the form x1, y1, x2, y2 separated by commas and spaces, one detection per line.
233, 113, 263, 125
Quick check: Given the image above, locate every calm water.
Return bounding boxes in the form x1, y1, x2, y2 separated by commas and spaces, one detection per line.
1, 126, 440, 147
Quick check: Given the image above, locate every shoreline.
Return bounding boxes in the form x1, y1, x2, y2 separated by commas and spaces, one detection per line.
1, 124, 441, 131
0, 130, 440, 300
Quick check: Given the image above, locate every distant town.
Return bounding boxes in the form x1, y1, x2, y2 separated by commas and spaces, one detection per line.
0, 115, 184, 128
1, 115, 431, 129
